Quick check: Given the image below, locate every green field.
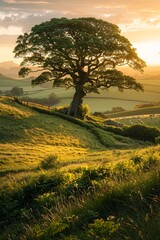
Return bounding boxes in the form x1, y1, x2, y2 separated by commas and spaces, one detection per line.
1, 76, 160, 113
0, 97, 160, 240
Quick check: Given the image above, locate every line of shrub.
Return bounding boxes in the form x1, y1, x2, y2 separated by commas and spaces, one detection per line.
51, 111, 160, 143
13, 98, 160, 144
123, 124, 160, 143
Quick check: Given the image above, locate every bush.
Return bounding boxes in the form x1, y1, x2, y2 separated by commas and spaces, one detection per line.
40, 155, 59, 170
55, 106, 69, 114
124, 124, 160, 142
104, 126, 124, 136
135, 102, 160, 109
55, 104, 90, 119
110, 107, 126, 113
87, 218, 120, 240
79, 104, 90, 118
155, 136, 160, 144
0, 172, 65, 227
6, 87, 23, 96
35, 192, 56, 208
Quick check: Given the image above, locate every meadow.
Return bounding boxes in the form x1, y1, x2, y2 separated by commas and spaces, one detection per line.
0, 97, 160, 240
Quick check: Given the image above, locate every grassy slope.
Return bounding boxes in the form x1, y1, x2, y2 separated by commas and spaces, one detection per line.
0, 97, 103, 174
0, 75, 31, 87
0, 97, 160, 240
0, 97, 140, 175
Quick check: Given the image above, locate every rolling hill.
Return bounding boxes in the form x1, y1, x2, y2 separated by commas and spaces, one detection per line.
0, 61, 20, 78
0, 97, 160, 239
1, 75, 160, 113
1, 61, 160, 80
0, 97, 144, 174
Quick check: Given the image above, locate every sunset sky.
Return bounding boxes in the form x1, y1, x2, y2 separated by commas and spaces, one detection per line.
0, 0, 160, 66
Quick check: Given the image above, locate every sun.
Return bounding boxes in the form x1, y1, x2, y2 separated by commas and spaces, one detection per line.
133, 41, 160, 66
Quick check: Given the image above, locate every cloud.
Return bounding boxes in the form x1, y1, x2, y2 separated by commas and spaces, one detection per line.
0, 0, 160, 39
0, 0, 159, 18
1, 0, 160, 64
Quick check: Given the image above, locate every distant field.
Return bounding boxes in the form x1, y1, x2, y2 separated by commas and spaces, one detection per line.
103, 105, 160, 128
1, 77, 160, 112
117, 115, 160, 128
104, 105, 160, 118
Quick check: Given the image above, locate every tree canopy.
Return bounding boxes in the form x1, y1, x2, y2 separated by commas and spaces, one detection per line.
14, 17, 146, 118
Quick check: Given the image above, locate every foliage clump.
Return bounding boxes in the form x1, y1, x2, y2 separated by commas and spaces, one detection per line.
124, 124, 160, 142
5, 87, 23, 96
40, 155, 59, 170
55, 104, 90, 119
135, 101, 160, 109
155, 136, 160, 144
87, 218, 120, 240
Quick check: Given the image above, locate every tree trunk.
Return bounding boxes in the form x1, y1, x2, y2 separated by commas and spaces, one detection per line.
67, 86, 86, 118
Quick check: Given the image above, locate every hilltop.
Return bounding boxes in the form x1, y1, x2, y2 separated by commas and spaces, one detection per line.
0, 61, 19, 69
0, 73, 16, 81
0, 61, 20, 78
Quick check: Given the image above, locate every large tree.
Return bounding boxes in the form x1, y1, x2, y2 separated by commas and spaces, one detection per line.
14, 18, 146, 118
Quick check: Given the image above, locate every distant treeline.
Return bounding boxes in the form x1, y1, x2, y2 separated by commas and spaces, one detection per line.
135, 102, 160, 109
1, 86, 59, 106
22, 93, 59, 106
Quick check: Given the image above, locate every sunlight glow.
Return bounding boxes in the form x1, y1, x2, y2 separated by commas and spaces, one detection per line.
0, 47, 21, 64
133, 41, 160, 65
1, 41, 160, 66
0, 26, 23, 35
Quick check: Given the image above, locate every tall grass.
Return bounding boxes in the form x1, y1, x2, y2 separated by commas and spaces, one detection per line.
0, 146, 160, 239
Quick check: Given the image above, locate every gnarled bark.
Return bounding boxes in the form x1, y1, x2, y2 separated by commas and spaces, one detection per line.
67, 86, 86, 118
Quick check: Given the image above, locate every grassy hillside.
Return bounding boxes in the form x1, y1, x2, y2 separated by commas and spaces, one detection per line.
0, 97, 103, 174
0, 97, 160, 240
1, 97, 142, 174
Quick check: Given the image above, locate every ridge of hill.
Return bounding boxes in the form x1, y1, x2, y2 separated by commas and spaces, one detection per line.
0, 61, 160, 80
0, 73, 17, 81
0, 72, 33, 81
0, 61, 19, 69
0, 61, 20, 78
